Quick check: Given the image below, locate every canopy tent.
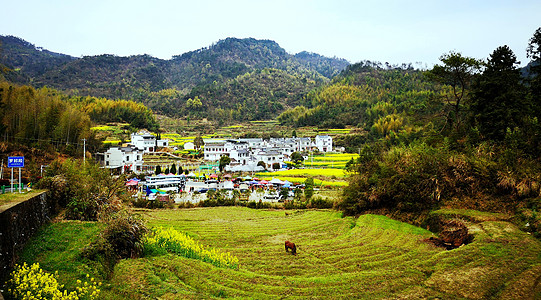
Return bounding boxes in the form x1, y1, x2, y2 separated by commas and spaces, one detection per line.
209, 174, 218, 179
270, 178, 284, 185
242, 175, 253, 180
125, 179, 139, 186
248, 180, 260, 185
223, 174, 232, 178
259, 180, 269, 185
187, 172, 196, 178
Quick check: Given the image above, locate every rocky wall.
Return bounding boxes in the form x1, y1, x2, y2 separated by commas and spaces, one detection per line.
0, 191, 55, 286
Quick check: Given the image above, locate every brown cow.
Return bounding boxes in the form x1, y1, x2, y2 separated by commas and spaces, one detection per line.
285, 241, 297, 255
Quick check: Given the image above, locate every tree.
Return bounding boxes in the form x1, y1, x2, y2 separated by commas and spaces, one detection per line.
155, 165, 162, 175
170, 164, 177, 175
527, 27, 541, 116
426, 51, 482, 131
290, 152, 304, 166
194, 136, 204, 150
257, 161, 267, 170
219, 155, 231, 172
471, 45, 527, 140
527, 27, 541, 62
272, 162, 281, 170
304, 177, 314, 200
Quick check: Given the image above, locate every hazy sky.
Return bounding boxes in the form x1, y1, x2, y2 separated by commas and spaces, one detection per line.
2, 0, 540, 66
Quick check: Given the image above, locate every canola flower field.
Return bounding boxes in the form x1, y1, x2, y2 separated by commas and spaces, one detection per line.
143, 227, 239, 269
257, 168, 346, 178
6, 262, 101, 300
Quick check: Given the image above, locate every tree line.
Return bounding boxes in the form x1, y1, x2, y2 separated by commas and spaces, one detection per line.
337, 28, 541, 236
0, 82, 158, 153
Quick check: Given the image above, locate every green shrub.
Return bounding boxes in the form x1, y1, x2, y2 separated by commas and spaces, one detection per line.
308, 196, 334, 209
284, 200, 308, 209
82, 212, 147, 277
38, 159, 125, 221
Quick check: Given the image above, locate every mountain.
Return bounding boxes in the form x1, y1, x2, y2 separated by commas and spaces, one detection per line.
294, 51, 350, 78
0, 35, 76, 83
277, 61, 440, 130
0, 35, 349, 121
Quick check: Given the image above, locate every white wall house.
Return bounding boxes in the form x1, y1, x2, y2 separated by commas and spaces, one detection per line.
204, 141, 227, 161
103, 146, 144, 173
131, 132, 156, 153
254, 150, 284, 169
157, 139, 169, 148
315, 135, 333, 152
130, 131, 169, 152
183, 142, 195, 150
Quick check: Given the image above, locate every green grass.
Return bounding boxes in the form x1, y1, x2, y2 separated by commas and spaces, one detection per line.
14, 207, 541, 299
0, 189, 46, 209
17, 221, 106, 291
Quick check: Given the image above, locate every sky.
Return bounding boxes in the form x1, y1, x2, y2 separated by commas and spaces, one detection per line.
1, 0, 540, 67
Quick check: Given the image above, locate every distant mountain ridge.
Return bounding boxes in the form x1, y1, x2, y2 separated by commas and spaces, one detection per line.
0, 35, 349, 121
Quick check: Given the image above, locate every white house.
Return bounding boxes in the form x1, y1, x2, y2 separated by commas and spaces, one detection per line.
157, 139, 169, 148
130, 132, 156, 152
103, 146, 144, 173
204, 140, 227, 160
183, 142, 195, 150
130, 131, 169, 152
254, 150, 284, 169
315, 135, 333, 152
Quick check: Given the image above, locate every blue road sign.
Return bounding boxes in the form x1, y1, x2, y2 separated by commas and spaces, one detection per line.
8, 156, 24, 168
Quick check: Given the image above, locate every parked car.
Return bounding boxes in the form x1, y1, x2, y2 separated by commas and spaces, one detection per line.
263, 192, 282, 201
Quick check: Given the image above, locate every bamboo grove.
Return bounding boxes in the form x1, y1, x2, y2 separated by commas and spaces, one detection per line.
0, 82, 158, 153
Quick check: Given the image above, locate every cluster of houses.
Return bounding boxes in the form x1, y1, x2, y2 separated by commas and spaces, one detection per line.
204, 136, 332, 172
96, 131, 333, 174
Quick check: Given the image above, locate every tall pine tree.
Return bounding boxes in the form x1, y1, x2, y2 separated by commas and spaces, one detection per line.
471, 45, 527, 140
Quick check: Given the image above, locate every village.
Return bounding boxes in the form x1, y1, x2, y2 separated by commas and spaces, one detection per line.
97, 131, 334, 204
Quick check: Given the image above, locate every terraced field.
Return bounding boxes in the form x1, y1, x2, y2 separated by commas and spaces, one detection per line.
113, 207, 539, 299
15, 207, 541, 299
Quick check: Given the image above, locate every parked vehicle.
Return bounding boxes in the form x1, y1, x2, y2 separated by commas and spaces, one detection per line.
263, 192, 282, 202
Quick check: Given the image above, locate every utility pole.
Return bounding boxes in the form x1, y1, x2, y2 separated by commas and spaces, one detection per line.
82, 138, 87, 163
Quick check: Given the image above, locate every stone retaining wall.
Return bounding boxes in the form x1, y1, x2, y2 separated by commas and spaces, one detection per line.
0, 191, 55, 286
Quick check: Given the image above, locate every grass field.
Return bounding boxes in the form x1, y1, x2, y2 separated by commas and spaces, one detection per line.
15, 207, 541, 299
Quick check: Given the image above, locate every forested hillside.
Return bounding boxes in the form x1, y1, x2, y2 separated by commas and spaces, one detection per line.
278, 61, 440, 131
0, 82, 158, 155
0, 36, 349, 122
0, 36, 76, 83
181, 68, 319, 123
332, 29, 541, 237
